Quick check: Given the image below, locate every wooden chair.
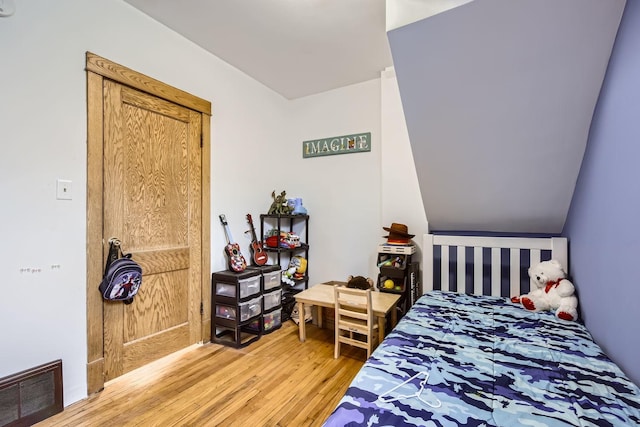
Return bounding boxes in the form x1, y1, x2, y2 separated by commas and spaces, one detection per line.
334, 285, 379, 359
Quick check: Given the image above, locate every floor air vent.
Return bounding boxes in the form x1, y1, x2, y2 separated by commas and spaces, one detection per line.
0, 360, 63, 427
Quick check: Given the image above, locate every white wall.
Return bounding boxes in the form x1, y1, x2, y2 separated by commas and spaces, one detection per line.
281, 69, 424, 288
0, 0, 420, 407
287, 80, 383, 283
380, 68, 428, 274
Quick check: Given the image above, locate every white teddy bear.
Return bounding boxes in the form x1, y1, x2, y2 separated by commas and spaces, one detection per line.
511, 259, 579, 321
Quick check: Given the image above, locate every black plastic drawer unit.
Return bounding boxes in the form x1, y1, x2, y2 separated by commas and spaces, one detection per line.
212, 269, 262, 348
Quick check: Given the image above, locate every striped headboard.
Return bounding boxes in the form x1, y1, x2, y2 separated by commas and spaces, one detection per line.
422, 232, 568, 298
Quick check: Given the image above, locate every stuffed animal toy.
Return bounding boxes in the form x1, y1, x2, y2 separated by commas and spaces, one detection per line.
346, 275, 374, 290
282, 257, 299, 286
511, 259, 579, 321
282, 256, 307, 286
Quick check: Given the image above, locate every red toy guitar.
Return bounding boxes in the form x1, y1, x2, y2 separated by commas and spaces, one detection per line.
246, 214, 268, 266
219, 214, 247, 272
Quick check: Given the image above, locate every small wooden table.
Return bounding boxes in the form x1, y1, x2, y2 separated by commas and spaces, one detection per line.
294, 282, 401, 343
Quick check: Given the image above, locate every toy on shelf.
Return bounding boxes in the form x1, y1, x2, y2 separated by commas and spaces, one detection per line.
282, 256, 307, 286
377, 255, 405, 269
265, 229, 301, 248
268, 190, 293, 215
288, 198, 308, 215
382, 222, 415, 246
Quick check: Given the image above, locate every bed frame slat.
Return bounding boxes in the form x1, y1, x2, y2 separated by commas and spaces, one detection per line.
491, 248, 501, 296
473, 247, 482, 295
530, 249, 541, 269
457, 246, 465, 292
510, 248, 520, 298
441, 245, 449, 291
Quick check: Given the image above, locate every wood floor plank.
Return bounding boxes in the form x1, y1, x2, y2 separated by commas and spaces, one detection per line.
36, 321, 366, 427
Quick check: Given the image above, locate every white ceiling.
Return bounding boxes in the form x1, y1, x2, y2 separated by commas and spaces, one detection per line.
124, 0, 393, 100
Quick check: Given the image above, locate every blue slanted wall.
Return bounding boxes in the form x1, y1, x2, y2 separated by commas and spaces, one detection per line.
563, 0, 640, 386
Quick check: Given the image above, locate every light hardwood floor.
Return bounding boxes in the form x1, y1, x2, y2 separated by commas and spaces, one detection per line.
37, 321, 366, 427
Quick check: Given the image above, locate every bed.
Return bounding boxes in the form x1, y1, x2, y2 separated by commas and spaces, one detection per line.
323, 232, 640, 427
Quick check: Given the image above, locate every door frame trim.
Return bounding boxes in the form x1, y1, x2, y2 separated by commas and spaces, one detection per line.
86, 52, 211, 394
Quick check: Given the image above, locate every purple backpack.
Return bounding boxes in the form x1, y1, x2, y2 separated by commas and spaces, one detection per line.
99, 239, 142, 305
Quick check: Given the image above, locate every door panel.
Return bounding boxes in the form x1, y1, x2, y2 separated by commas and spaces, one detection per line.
124, 269, 189, 341
103, 81, 202, 381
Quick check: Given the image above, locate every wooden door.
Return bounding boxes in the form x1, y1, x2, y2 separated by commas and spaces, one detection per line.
86, 53, 211, 391
102, 81, 202, 380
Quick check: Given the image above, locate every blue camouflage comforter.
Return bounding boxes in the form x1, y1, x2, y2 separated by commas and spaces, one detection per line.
323, 291, 640, 427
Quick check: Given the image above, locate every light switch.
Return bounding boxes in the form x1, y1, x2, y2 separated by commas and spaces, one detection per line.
56, 179, 72, 200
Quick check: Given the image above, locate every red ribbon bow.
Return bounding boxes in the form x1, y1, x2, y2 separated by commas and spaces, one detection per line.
545, 279, 562, 293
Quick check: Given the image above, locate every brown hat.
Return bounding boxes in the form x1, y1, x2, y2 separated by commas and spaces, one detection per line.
382, 223, 415, 238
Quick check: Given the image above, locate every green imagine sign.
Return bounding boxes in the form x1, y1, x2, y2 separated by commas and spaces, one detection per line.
302, 132, 371, 158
